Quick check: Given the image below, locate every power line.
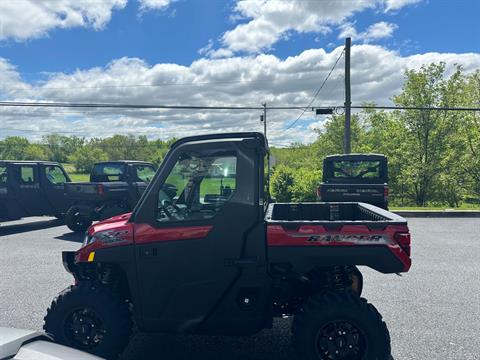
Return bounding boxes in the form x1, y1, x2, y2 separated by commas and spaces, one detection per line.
285, 49, 345, 130
0, 101, 479, 113
0, 101, 306, 110
348, 105, 480, 112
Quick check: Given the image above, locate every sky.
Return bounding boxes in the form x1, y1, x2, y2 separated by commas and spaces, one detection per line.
0, 0, 479, 146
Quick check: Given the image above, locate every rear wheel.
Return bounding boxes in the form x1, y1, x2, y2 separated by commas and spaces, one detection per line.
44, 283, 133, 360
292, 291, 391, 360
65, 206, 92, 232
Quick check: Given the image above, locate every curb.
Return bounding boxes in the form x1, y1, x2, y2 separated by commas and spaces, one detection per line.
393, 210, 480, 218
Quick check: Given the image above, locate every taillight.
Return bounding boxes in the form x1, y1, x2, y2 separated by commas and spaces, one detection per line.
394, 232, 411, 256
97, 184, 105, 195
384, 185, 389, 198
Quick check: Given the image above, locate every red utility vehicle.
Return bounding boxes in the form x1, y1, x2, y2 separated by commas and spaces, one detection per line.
44, 132, 411, 360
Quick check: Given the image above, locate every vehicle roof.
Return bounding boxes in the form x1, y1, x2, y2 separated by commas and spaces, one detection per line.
170, 132, 268, 151
324, 153, 387, 162
0, 160, 61, 165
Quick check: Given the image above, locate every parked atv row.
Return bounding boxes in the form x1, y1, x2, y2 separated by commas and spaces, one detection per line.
1, 152, 389, 233
0, 160, 155, 232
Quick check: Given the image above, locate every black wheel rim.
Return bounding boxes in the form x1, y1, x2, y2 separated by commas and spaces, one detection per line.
315, 320, 366, 360
64, 308, 107, 349
73, 212, 88, 228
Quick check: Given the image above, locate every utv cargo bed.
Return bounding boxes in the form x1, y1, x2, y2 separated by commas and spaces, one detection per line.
266, 202, 410, 274
265, 202, 405, 225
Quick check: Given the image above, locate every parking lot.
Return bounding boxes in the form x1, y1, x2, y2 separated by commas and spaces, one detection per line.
0, 217, 479, 360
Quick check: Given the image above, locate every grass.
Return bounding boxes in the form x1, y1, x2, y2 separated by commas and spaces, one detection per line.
69, 173, 90, 182
390, 203, 480, 211
61, 163, 89, 182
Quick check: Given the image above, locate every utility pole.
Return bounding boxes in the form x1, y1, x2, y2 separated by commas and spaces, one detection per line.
344, 37, 351, 154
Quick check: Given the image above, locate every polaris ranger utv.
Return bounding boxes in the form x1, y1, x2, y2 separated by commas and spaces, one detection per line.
64, 161, 155, 232
0, 161, 71, 223
44, 133, 411, 360
318, 154, 389, 209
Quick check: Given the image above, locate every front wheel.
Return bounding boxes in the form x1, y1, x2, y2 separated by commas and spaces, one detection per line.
292, 291, 391, 360
44, 283, 133, 360
65, 206, 92, 232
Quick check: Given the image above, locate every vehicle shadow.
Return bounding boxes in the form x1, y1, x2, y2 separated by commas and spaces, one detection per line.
54, 232, 84, 243
120, 326, 397, 360
121, 330, 295, 360
0, 218, 63, 236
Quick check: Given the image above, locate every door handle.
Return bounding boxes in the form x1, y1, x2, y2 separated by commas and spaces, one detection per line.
141, 248, 157, 257
224, 257, 258, 267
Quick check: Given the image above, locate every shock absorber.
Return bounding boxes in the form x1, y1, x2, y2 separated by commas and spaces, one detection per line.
329, 266, 352, 291
99, 264, 113, 285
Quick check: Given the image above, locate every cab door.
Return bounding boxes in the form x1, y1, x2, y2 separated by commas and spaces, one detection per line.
132, 138, 271, 335
11, 164, 51, 216
42, 164, 71, 215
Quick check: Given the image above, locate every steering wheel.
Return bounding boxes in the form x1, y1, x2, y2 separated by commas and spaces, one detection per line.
161, 199, 185, 220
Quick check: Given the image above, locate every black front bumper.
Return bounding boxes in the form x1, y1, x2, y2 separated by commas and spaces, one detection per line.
62, 251, 77, 275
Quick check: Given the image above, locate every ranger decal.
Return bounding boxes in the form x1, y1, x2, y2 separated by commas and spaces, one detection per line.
303, 234, 387, 244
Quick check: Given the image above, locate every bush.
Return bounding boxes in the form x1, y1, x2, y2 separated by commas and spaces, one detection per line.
290, 168, 322, 202
270, 165, 295, 202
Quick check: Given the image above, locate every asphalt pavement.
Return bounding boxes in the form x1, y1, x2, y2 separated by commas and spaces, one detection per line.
0, 217, 479, 360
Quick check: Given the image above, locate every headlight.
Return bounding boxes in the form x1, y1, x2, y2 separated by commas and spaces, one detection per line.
82, 230, 130, 248
82, 233, 93, 247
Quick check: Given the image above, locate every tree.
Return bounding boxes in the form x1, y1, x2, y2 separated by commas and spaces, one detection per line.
270, 165, 295, 202
0, 136, 30, 160
460, 70, 480, 198
23, 144, 48, 160
43, 134, 84, 163
69, 146, 108, 173
393, 63, 460, 205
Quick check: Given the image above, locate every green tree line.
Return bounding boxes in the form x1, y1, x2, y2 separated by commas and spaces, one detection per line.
271, 63, 480, 207
1, 63, 479, 206
0, 134, 176, 173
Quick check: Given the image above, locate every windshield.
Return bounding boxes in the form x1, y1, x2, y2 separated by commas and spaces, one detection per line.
331, 160, 382, 180
91, 163, 126, 182
157, 152, 237, 222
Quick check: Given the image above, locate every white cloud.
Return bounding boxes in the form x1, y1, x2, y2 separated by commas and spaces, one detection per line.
0, 0, 176, 41
138, 0, 173, 11
339, 21, 398, 42
210, 0, 421, 55
0, 0, 127, 41
1, 45, 479, 145
385, 0, 422, 11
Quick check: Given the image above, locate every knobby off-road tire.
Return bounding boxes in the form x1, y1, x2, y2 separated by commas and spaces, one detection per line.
292, 291, 391, 360
65, 206, 92, 233
44, 282, 133, 360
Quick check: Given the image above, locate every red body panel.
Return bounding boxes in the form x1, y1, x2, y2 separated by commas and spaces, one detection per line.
77, 216, 134, 263
267, 224, 411, 272
134, 223, 213, 244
